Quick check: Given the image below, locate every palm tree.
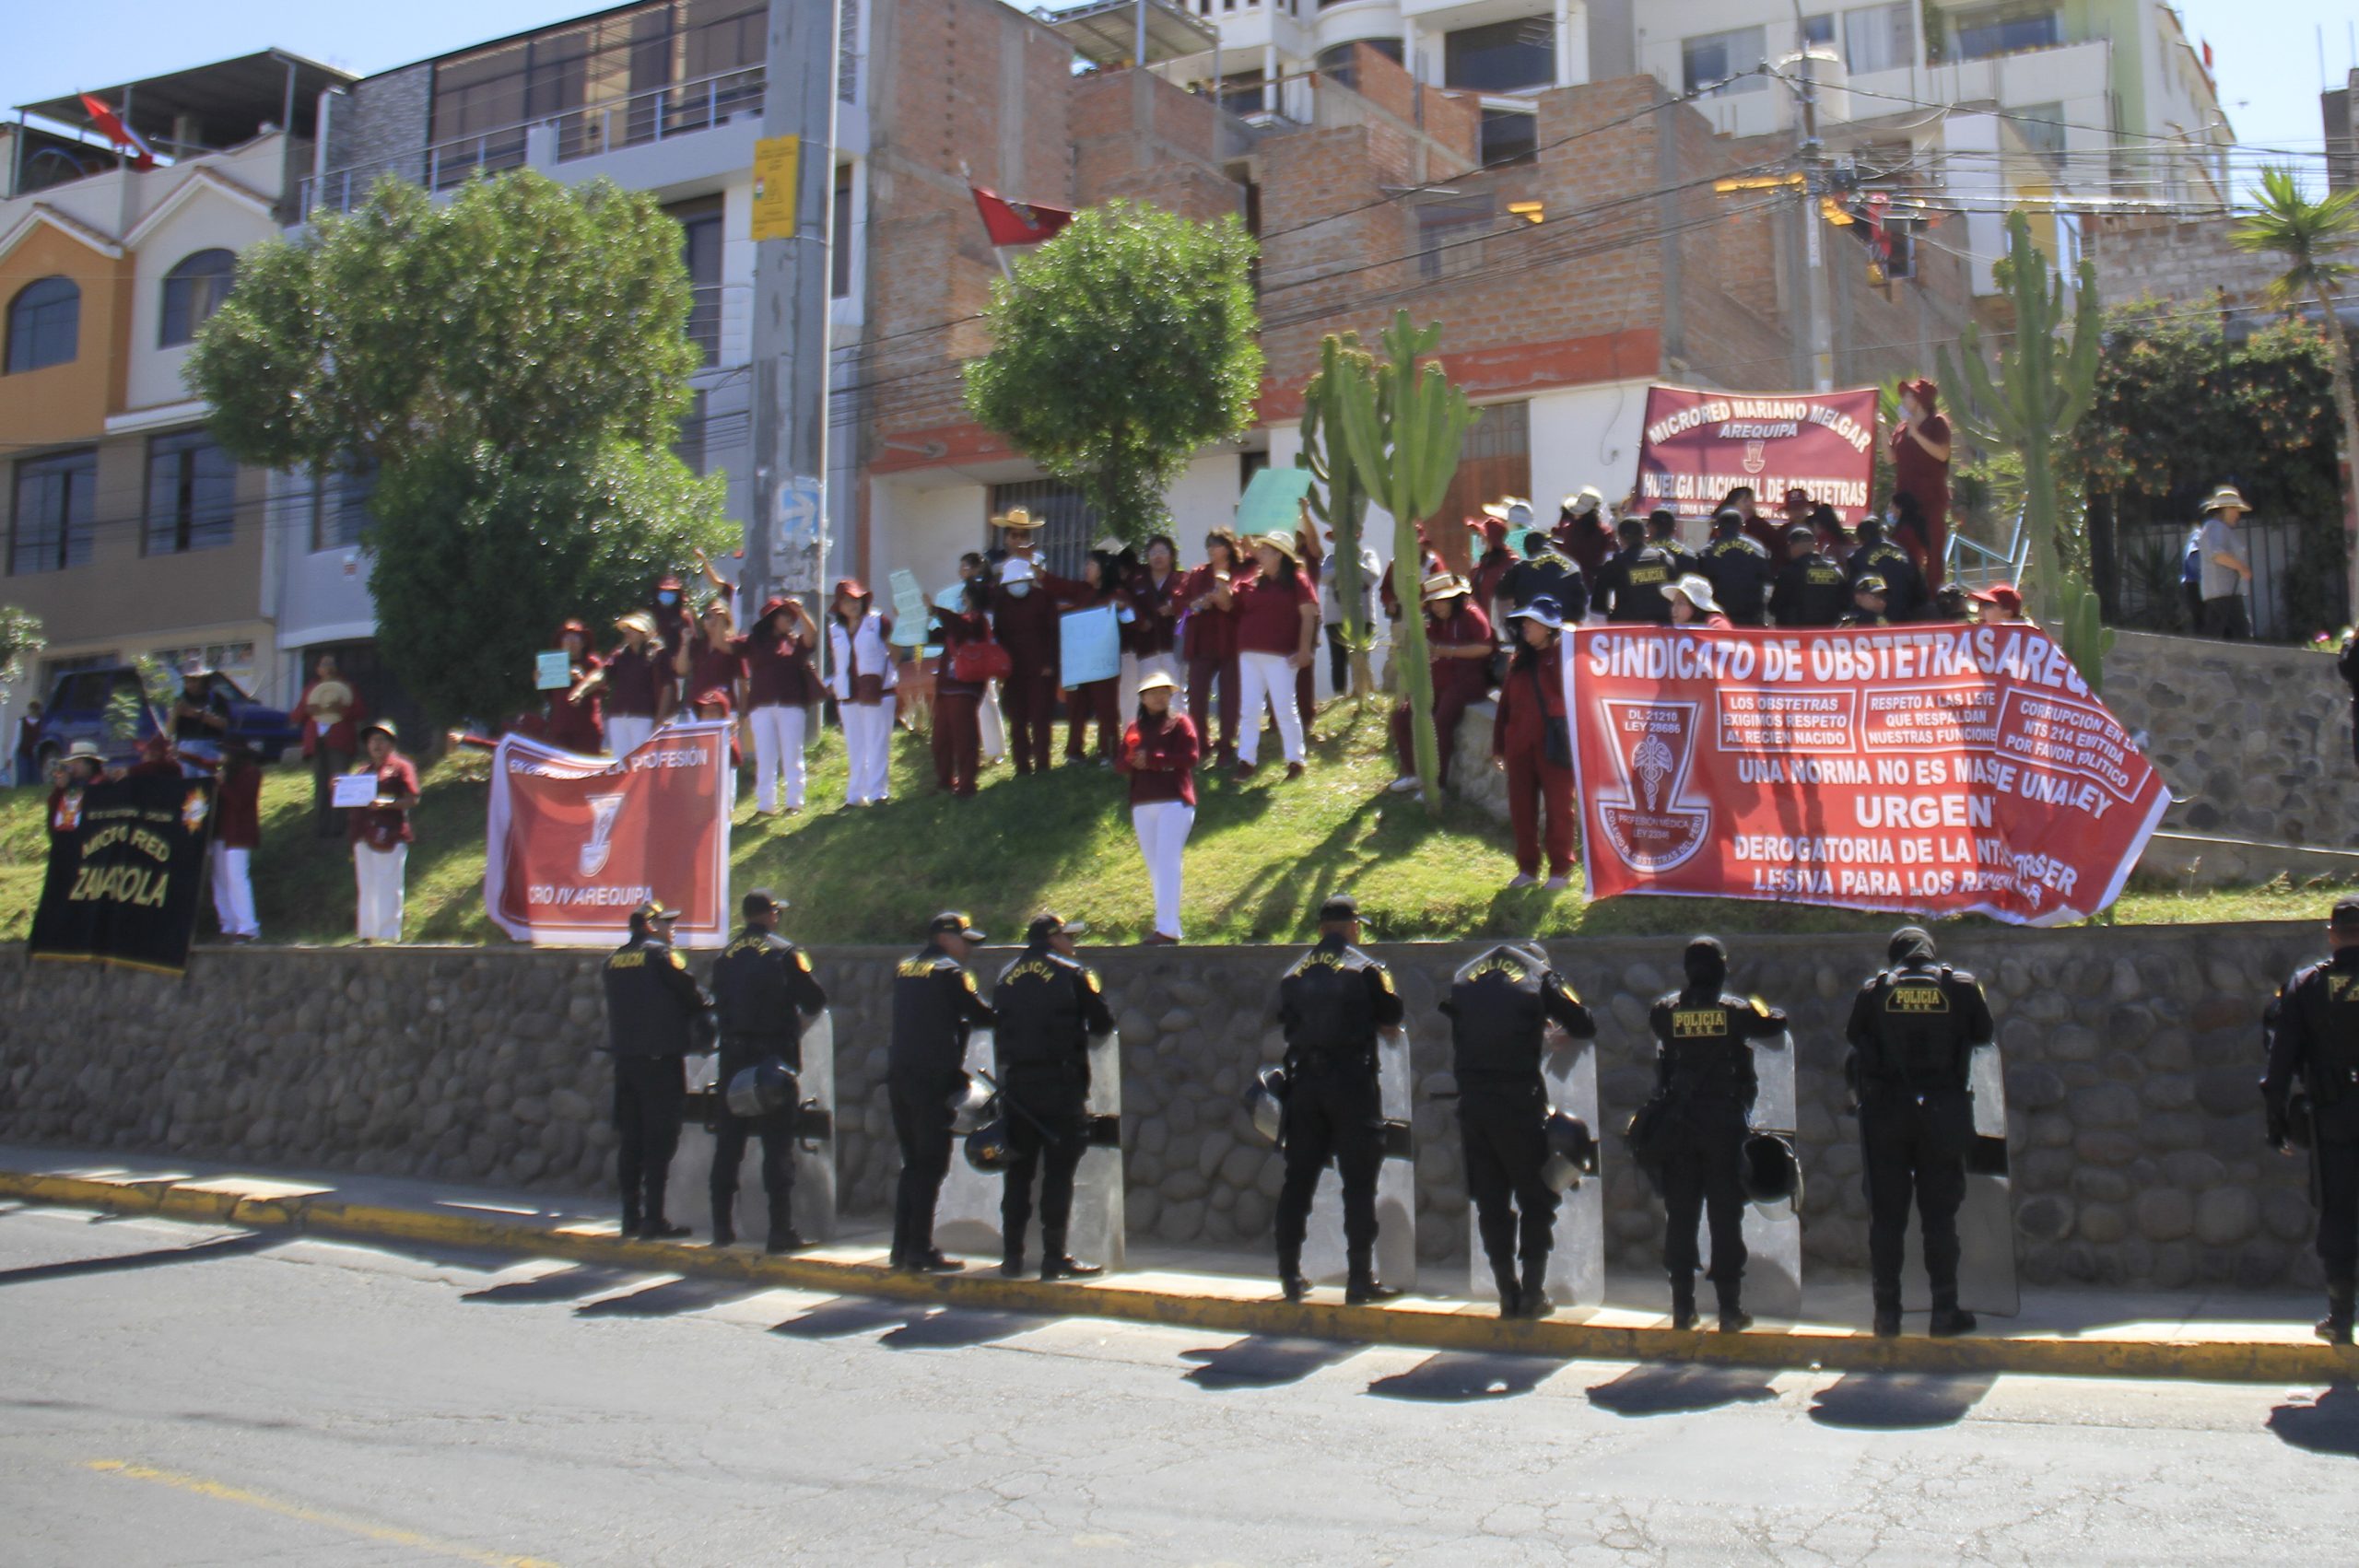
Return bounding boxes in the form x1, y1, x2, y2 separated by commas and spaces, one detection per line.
2233, 167, 2359, 611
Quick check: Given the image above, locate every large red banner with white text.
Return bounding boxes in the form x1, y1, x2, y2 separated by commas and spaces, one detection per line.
1635, 382, 1881, 524
1568, 625, 2168, 925
485, 723, 734, 948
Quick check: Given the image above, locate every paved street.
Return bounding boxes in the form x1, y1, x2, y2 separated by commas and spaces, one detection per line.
1, 1200, 2353, 1566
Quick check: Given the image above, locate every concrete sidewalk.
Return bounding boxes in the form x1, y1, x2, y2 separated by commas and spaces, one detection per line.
3, 1142, 2351, 1384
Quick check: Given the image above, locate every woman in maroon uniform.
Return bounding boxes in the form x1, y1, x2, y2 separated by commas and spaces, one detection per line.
931, 580, 992, 798
1181, 529, 1245, 770
739, 595, 820, 813
1491, 597, 1576, 891
1058, 548, 1131, 766
1118, 672, 1200, 943
1228, 531, 1319, 780
569, 613, 669, 756
546, 621, 604, 755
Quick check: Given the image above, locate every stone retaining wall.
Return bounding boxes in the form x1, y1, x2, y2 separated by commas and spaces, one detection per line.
0, 922, 2326, 1292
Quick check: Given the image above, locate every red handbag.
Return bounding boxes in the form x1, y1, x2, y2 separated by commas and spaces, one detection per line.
950, 640, 1013, 684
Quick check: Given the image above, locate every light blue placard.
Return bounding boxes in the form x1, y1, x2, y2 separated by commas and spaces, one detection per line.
534, 650, 572, 691
1060, 604, 1121, 687
888, 569, 930, 647
1237, 467, 1315, 542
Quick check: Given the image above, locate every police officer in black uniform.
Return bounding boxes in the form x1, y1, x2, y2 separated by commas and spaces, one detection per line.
1644, 936, 1787, 1330
1273, 895, 1407, 1305
708, 887, 828, 1252
1647, 508, 1702, 579
1498, 532, 1588, 624
602, 900, 710, 1239
889, 911, 996, 1272
1846, 518, 1926, 622
992, 912, 1118, 1281
1769, 524, 1850, 627
1697, 509, 1774, 626
1590, 516, 1675, 624
1845, 925, 1996, 1338
2260, 895, 2359, 1344
1440, 942, 1597, 1318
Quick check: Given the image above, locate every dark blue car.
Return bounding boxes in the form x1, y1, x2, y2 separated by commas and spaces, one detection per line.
33, 665, 299, 773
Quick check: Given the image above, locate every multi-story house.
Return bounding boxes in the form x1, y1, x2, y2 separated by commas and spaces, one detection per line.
0, 51, 352, 754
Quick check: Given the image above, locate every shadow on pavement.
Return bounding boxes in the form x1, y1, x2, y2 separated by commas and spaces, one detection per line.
768, 1297, 1047, 1351
1808, 1372, 1995, 1430
2267, 1382, 2359, 1458
0, 1230, 275, 1287
1366, 1352, 1565, 1404
1584, 1363, 1778, 1417
1180, 1336, 1358, 1391
461, 1264, 650, 1305
575, 1276, 760, 1318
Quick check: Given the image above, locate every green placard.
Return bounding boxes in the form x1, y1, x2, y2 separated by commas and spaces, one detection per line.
1236, 467, 1315, 542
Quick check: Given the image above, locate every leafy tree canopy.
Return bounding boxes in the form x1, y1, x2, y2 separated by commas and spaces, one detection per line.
964, 202, 1263, 544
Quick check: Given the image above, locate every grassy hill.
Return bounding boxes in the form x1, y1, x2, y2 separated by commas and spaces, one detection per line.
0, 700, 2337, 949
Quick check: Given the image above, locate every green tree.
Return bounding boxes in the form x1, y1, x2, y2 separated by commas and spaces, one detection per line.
188, 171, 728, 723
1298, 333, 1379, 699
0, 605, 43, 713
964, 202, 1263, 544
2233, 167, 2359, 614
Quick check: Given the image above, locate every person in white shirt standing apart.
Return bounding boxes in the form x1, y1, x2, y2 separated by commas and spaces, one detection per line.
346, 720, 418, 945
827, 579, 899, 807
2195, 484, 2255, 640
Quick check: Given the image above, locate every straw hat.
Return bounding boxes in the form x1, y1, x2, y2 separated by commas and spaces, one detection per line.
1670, 575, 1722, 614
1256, 530, 1301, 562
1419, 570, 1471, 604
992, 506, 1044, 533
2201, 485, 2249, 515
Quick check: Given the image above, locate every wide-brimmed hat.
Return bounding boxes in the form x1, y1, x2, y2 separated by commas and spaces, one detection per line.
1420, 570, 1470, 603
1670, 575, 1722, 614
2201, 485, 2249, 515
1256, 530, 1301, 561
833, 577, 872, 601
1137, 671, 1180, 696
992, 507, 1043, 533
360, 719, 398, 744
1508, 596, 1564, 630
616, 611, 656, 638
758, 595, 794, 622
1563, 486, 1604, 512
1482, 497, 1535, 525
65, 740, 103, 764
557, 618, 590, 639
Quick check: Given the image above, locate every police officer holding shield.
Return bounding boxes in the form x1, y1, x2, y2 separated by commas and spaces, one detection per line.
890, 911, 996, 1272
708, 888, 827, 1252
2260, 895, 2359, 1345
992, 912, 1118, 1281
1642, 937, 1787, 1330
602, 901, 710, 1239
1440, 942, 1598, 1318
1273, 895, 1407, 1305
1846, 926, 1996, 1338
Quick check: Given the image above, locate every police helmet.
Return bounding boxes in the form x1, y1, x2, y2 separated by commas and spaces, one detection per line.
1540, 1110, 1600, 1194
1741, 1132, 1803, 1205
1241, 1065, 1290, 1147
725, 1059, 799, 1120
946, 1073, 998, 1135
963, 1117, 1015, 1174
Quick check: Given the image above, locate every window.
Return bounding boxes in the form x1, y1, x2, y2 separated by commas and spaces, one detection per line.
1214, 69, 1264, 115
1802, 15, 1836, 48
1416, 197, 1495, 280
159, 249, 237, 346
672, 197, 723, 365
2013, 101, 2068, 167
6, 277, 79, 374
1481, 108, 1539, 167
1842, 2, 1917, 74
10, 450, 98, 574
1683, 26, 1768, 94
39, 653, 113, 707
1949, 6, 2060, 62
309, 461, 377, 553
1444, 19, 1555, 94
832, 163, 854, 299
146, 430, 238, 556
1315, 40, 1403, 88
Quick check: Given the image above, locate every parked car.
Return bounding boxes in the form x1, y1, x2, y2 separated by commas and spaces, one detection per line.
33, 665, 299, 774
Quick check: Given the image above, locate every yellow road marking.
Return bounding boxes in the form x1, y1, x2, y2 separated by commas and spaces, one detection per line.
85, 1461, 559, 1568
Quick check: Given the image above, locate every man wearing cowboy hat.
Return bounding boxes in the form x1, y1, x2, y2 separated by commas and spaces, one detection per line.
992, 509, 1064, 777
1387, 569, 1495, 794
2196, 484, 2254, 640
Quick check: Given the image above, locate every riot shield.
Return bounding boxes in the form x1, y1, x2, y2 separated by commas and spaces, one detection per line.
933, 1029, 1126, 1269
1304, 1027, 1416, 1288
1467, 1026, 1605, 1315
933, 1028, 1003, 1257
675, 1011, 838, 1245
1903, 1040, 2017, 1316
1700, 1029, 1802, 1321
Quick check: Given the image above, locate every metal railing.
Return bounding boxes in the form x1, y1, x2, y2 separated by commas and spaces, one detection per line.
1944, 509, 2027, 591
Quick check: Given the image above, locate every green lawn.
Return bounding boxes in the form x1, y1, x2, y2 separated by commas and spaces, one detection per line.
0, 702, 2342, 947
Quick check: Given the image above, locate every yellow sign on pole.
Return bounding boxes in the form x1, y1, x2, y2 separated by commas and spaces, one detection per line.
751, 135, 799, 241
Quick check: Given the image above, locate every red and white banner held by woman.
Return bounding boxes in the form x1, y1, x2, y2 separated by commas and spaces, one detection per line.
1635, 382, 1882, 525
484, 722, 734, 948
1567, 624, 2168, 926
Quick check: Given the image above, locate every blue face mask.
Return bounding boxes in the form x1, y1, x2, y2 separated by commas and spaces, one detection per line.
658, 591, 678, 605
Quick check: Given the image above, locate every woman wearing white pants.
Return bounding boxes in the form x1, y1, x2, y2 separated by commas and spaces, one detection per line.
1226, 531, 1320, 779
743, 595, 821, 813
1118, 673, 1202, 944
209, 742, 263, 941
346, 720, 418, 944
827, 579, 899, 807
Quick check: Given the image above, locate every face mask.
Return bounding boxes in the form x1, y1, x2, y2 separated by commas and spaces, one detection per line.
658, 591, 677, 605
1117, 606, 1136, 624
1005, 582, 1032, 599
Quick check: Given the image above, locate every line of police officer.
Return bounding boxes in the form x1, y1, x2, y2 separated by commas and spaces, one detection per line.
601, 896, 2359, 1346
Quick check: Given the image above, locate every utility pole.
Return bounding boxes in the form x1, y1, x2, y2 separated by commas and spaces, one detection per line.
1794, 46, 1837, 392
746, 0, 843, 626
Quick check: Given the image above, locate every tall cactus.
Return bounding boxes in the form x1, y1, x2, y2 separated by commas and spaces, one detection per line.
1937, 210, 2108, 687
1334, 311, 1480, 809
1298, 333, 1378, 699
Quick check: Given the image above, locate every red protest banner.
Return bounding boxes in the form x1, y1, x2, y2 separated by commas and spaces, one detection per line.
1568, 625, 2168, 925
484, 722, 734, 947
1635, 383, 1881, 524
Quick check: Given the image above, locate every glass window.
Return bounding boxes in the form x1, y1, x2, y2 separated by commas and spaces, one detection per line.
1444, 19, 1555, 94
1315, 40, 1403, 88
10, 449, 98, 574
1682, 26, 1768, 94
1802, 16, 1836, 48
1416, 197, 1495, 280
159, 249, 237, 347
1215, 69, 1264, 115
2013, 101, 2068, 165
1950, 6, 2060, 62
1480, 108, 1539, 168
1842, 2, 1917, 73
6, 277, 79, 374
311, 460, 377, 553
672, 197, 724, 365
832, 163, 854, 299
146, 430, 238, 556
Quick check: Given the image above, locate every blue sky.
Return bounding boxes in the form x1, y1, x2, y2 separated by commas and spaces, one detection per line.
3, 1, 2348, 177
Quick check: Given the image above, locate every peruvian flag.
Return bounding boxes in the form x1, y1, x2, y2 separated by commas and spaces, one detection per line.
969, 184, 1074, 247
79, 93, 156, 170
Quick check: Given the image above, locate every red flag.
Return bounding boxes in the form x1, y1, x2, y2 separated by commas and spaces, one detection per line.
78, 93, 156, 170
969, 184, 1074, 247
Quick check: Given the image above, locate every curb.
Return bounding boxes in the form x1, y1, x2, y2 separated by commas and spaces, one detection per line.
8, 1169, 2354, 1384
